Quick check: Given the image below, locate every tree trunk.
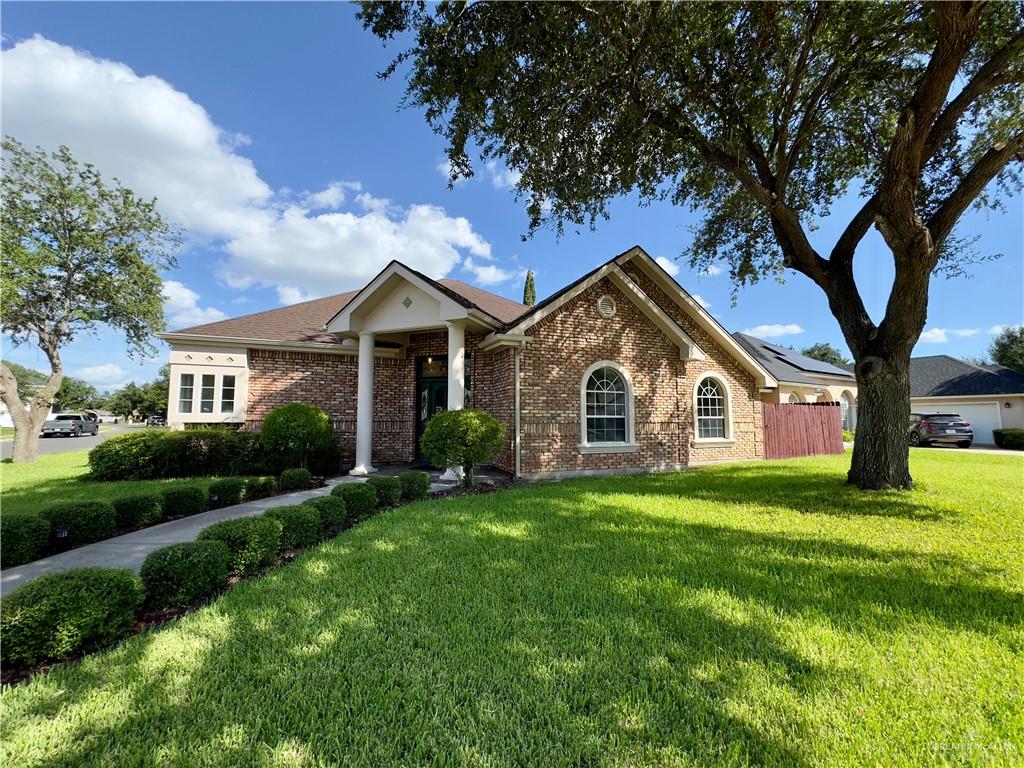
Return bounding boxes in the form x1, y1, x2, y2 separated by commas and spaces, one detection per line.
1, 361, 63, 464
10, 408, 45, 462
847, 352, 912, 490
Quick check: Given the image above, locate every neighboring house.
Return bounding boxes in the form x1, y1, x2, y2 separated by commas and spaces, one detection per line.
161, 246, 781, 480
909, 355, 1024, 445
733, 333, 858, 430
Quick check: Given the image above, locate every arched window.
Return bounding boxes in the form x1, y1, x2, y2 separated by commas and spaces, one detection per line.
840, 392, 852, 430
695, 375, 730, 440
788, 393, 800, 404
579, 362, 635, 451
585, 366, 627, 443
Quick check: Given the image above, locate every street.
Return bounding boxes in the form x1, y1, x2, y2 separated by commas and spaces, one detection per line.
1, 423, 133, 460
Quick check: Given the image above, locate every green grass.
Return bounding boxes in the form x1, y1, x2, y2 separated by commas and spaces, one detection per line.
0, 427, 15, 439
0, 450, 223, 517
2, 450, 1022, 767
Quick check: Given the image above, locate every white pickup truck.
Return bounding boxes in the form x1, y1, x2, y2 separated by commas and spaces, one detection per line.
41, 413, 100, 437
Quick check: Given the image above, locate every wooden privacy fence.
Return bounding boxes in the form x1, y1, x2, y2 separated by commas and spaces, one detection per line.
762, 402, 844, 459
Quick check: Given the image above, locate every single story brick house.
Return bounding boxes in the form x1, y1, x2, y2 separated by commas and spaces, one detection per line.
160, 246, 781, 480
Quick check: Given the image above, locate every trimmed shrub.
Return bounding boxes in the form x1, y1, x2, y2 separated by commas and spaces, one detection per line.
330, 483, 377, 521
280, 467, 312, 492
88, 429, 266, 481
263, 505, 319, 550
366, 476, 402, 507
420, 409, 505, 486
245, 476, 277, 500
197, 516, 282, 576
0, 568, 143, 666
161, 486, 207, 518
399, 470, 432, 501
208, 478, 246, 509
1, 512, 50, 567
112, 494, 163, 530
993, 428, 1024, 450
303, 496, 347, 531
260, 404, 340, 475
140, 541, 230, 609
40, 501, 116, 550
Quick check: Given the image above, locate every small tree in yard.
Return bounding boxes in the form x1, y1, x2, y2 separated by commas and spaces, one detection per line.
260, 403, 336, 470
420, 409, 504, 487
360, 3, 1024, 489
0, 139, 177, 462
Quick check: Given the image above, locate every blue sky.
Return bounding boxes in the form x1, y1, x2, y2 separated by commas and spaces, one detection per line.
3, 2, 1021, 391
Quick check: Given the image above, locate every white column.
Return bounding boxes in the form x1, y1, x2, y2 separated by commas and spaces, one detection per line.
447, 322, 465, 411
440, 322, 466, 482
350, 331, 376, 476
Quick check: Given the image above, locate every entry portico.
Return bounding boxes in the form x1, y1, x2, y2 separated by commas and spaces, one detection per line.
325, 262, 495, 476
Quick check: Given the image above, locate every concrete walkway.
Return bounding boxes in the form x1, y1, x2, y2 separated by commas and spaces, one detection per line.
1, 474, 449, 596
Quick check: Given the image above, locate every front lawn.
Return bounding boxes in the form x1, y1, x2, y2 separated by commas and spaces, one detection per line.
2, 450, 1021, 767
0, 450, 223, 518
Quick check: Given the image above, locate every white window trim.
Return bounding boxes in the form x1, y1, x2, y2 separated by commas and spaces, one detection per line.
578, 360, 638, 453
693, 372, 734, 444
178, 372, 195, 414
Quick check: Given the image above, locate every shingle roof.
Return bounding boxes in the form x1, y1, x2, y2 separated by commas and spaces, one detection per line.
732, 333, 855, 385
168, 277, 528, 342
909, 355, 1024, 397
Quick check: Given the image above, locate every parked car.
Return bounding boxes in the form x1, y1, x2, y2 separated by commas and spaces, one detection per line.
41, 413, 100, 438
145, 415, 166, 426
908, 413, 973, 448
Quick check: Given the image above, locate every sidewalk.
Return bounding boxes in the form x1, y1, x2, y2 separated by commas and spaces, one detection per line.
2, 476, 379, 596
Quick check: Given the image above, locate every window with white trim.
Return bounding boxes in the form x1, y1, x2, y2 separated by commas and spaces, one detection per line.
840, 393, 852, 430
788, 393, 800, 404
696, 377, 727, 439
178, 373, 195, 414
221, 375, 236, 413
200, 374, 215, 413
584, 366, 628, 443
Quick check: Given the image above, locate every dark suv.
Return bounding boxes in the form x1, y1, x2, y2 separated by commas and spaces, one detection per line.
908, 413, 973, 448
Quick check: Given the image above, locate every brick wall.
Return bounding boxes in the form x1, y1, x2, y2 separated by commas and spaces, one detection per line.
518, 272, 762, 476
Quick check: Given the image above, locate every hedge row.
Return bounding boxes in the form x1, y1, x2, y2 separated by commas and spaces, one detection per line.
88, 424, 341, 482
993, 428, 1024, 450
0, 472, 433, 668
1, 475, 288, 569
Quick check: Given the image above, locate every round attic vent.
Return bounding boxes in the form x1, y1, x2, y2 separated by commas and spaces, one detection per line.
596, 294, 617, 319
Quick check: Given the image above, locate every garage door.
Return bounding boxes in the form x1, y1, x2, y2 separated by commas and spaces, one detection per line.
915, 402, 1002, 444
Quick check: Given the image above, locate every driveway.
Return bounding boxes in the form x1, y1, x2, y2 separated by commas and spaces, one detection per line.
916, 443, 1021, 457
1, 423, 132, 459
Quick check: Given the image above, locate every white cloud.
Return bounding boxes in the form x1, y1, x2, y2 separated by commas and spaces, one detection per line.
486, 160, 522, 190
654, 256, 680, 277
989, 325, 1007, 335
462, 257, 516, 285
77, 363, 129, 389
919, 327, 980, 343
692, 294, 711, 309
741, 323, 804, 338
306, 181, 361, 210
162, 280, 226, 328
276, 286, 314, 305
2, 36, 506, 302
700, 264, 724, 277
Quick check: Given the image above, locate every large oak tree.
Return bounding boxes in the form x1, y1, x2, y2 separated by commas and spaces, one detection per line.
1, 139, 177, 462
359, 1, 1023, 489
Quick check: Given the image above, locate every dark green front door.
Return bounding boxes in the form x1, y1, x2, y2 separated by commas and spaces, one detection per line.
416, 377, 448, 464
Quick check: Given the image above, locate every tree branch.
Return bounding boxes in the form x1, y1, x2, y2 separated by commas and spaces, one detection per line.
924, 27, 1024, 164
927, 130, 1024, 245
